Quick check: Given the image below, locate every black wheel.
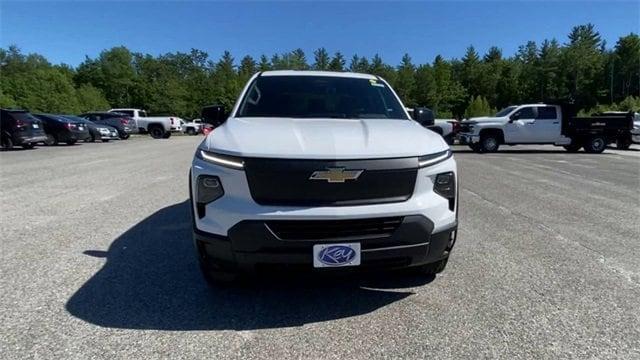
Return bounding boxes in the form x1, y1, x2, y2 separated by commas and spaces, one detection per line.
44, 134, 57, 146
162, 131, 172, 139
416, 257, 449, 276
584, 136, 606, 154
616, 138, 632, 150
101, 139, 110, 143
22, 143, 35, 149
86, 134, 95, 143
563, 144, 582, 153
1, 136, 14, 149
119, 132, 130, 140
479, 135, 500, 153
66, 139, 77, 145
149, 126, 164, 139
186, 127, 195, 135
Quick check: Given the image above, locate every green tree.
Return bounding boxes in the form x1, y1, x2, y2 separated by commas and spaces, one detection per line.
395, 53, 416, 105
613, 34, 640, 99
328, 52, 346, 71
464, 95, 493, 118
258, 55, 271, 71
239, 55, 257, 84
289, 49, 309, 70
313, 48, 330, 70
76, 84, 110, 112
563, 23, 606, 107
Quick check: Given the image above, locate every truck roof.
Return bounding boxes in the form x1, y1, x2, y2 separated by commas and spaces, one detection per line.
261, 70, 377, 80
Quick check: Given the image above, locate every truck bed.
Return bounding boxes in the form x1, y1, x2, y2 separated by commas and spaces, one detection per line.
562, 111, 633, 138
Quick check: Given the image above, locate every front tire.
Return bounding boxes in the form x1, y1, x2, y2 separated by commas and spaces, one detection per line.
86, 134, 96, 143
101, 139, 110, 143
162, 131, 172, 139
22, 143, 35, 149
584, 136, 607, 153
479, 135, 500, 153
119, 132, 130, 140
66, 139, 77, 145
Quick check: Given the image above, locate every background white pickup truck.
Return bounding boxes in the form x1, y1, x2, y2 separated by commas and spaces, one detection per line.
182, 118, 204, 135
429, 119, 458, 145
108, 108, 174, 139
458, 104, 634, 153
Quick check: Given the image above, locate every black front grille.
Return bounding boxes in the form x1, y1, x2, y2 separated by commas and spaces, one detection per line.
244, 157, 418, 206
459, 123, 474, 133
266, 217, 404, 240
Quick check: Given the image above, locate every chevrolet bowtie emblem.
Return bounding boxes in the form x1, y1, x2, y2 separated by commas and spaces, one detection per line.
309, 167, 364, 183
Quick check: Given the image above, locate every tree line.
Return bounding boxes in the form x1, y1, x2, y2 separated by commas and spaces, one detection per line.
1, 24, 638, 119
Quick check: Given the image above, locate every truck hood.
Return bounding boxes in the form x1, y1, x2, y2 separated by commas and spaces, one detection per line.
204, 117, 448, 159
467, 116, 509, 123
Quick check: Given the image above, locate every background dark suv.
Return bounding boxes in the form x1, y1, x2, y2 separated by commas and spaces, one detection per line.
0, 109, 48, 149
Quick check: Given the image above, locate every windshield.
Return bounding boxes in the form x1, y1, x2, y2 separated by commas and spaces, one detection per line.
236, 75, 409, 120
495, 106, 517, 117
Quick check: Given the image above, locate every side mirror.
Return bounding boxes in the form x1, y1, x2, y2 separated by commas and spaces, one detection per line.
412, 107, 435, 127
201, 105, 227, 127
509, 112, 520, 122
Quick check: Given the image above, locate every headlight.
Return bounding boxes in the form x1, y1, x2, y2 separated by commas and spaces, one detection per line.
418, 149, 452, 168
434, 171, 456, 211
196, 149, 244, 169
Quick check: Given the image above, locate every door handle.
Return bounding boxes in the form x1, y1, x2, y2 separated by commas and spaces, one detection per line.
552, 121, 559, 124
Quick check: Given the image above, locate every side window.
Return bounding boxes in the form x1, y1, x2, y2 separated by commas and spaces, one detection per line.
515, 107, 536, 119
537, 106, 557, 120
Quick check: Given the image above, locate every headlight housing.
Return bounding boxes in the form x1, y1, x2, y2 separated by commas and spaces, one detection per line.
418, 149, 452, 168
196, 149, 244, 169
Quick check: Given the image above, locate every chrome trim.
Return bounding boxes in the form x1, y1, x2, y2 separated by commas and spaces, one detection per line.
361, 242, 429, 253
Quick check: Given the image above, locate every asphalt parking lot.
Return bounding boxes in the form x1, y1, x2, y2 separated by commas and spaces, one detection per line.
1, 137, 639, 359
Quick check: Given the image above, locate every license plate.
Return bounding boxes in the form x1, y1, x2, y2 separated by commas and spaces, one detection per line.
32, 124, 39, 128
313, 243, 361, 268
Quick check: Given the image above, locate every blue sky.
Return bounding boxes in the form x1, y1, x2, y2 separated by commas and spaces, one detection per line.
1, 1, 638, 66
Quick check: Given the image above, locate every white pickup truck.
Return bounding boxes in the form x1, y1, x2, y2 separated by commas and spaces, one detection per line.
182, 118, 204, 135
108, 108, 174, 139
458, 104, 634, 153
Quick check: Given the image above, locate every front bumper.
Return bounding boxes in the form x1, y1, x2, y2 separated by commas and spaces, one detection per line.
458, 133, 479, 145
194, 217, 457, 273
